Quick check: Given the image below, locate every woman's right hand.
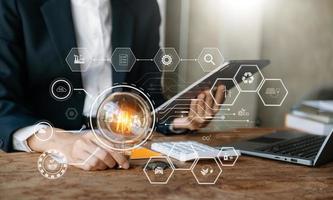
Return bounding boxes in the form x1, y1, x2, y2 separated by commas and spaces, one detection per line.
27, 128, 130, 171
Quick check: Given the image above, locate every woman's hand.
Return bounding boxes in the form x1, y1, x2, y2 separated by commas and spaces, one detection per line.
171, 84, 226, 131
27, 128, 129, 171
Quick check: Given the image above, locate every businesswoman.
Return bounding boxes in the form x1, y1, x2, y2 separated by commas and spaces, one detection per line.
0, 0, 224, 170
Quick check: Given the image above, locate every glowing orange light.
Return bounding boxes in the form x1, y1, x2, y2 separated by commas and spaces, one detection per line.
115, 111, 132, 135
107, 105, 138, 136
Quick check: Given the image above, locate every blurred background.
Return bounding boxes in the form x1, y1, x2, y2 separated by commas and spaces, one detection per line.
156, 0, 333, 130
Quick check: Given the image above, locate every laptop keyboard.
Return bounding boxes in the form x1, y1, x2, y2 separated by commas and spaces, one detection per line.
258, 135, 326, 159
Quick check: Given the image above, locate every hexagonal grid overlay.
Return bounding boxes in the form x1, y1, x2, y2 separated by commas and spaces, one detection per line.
198, 48, 224, 72
143, 156, 175, 184
234, 65, 264, 92
258, 79, 288, 106
111, 48, 136, 72
217, 147, 240, 167
154, 48, 180, 72
167, 143, 198, 170
66, 48, 91, 72
191, 157, 222, 185
210, 78, 240, 106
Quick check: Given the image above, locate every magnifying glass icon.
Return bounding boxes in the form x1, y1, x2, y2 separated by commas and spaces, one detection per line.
204, 54, 216, 66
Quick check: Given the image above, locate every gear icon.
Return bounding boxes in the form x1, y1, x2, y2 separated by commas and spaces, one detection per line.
161, 54, 173, 66
37, 149, 68, 179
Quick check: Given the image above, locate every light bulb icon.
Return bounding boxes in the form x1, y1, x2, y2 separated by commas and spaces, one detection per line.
91, 85, 155, 151
99, 92, 151, 141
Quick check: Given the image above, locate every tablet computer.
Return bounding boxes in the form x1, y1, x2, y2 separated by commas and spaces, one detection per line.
155, 60, 270, 120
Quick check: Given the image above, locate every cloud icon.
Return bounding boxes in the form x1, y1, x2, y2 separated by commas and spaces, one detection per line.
56, 86, 67, 93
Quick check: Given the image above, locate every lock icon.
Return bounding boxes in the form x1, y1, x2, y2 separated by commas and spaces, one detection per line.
224, 153, 229, 161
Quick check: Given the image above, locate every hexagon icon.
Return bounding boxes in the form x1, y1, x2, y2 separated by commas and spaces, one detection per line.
154, 48, 180, 72
65, 48, 91, 72
143, 156, 174, 184
111, 48, 136, 72
217, 147, 240, 167
210, 78, 240, 106
258, 79, 288, 106
234, 65, 264, 92
65, 107, 78, 120
167, 143, 198, 170
191, 157, 222, 185
198, 48, 224, 72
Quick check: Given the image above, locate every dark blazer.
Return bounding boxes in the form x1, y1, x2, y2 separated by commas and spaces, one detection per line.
0, 0, 169, 152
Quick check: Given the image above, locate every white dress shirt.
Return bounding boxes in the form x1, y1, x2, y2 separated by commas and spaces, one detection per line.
13, 0, 113, 151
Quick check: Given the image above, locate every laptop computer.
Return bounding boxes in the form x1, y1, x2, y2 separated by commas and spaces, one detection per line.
228, 129, 333, 166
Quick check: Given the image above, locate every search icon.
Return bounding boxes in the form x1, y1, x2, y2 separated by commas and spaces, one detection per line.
204, 54, 216, 65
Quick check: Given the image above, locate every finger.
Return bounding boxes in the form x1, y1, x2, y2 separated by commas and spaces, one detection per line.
71, 150, 97, 171
213, 85, 226, 112
69, 138, 102, 171
71, 146, 92, 165
80, 149, 107, 171
107, 151, 130, 169
78, 139, 114, 170
197, 93, 206, 118
95, 161, 108, 170
85, 156, 107, 171
85, 134, 130, 169
79, 143, 108, 171
189, 98, 198, 119
86, 145, 117, 169
79, 164, 92, 171
77, 158, 107, 171
73, 140, 109, 170
204, 90, 213, 118
193, 116, 205, 126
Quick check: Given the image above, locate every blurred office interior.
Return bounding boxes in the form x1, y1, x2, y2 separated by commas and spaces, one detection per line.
157, 0, 333, 130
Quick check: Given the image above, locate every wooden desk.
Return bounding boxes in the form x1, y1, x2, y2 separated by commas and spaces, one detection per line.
1, 128, 333, 200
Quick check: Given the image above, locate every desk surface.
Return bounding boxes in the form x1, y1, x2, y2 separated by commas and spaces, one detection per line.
1, 128, 333, 200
